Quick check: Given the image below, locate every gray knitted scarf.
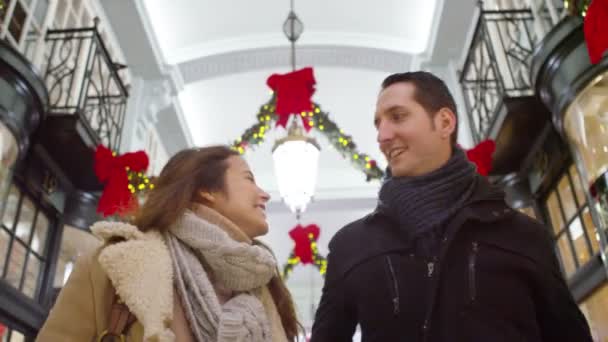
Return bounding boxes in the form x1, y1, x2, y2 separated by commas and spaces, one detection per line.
378, 147, 478, 256
164, 207, 277, 341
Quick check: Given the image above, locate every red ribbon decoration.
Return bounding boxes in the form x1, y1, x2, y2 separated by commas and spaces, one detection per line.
94, 145, 149, 217
288, 224, 321, 264
584, 0, 608, 64
465, 139, 496, 176
266, 67, 316, 132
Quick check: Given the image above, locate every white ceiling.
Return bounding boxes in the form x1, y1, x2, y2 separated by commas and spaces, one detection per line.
144, 0, 438, 64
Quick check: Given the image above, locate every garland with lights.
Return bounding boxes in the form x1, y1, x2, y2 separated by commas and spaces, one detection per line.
127, 170, 155, 195
231, 94, 384, 181
566, 0, 592, 16
282, 224, 327, 280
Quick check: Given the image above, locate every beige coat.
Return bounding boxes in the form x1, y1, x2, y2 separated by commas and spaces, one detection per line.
36, 220, 288, 341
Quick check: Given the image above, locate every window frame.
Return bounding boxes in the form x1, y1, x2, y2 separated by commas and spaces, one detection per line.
543, 164, 602, 278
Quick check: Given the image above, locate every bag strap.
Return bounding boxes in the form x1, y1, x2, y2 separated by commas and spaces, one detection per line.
98, 290, 137, 342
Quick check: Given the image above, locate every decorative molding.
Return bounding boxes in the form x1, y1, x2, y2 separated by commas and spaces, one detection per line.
178, 45, 412, 83
168, 97, 195, 147
161, 64, 185, 94
142, 79, 174, 125
168, 32, 426, 65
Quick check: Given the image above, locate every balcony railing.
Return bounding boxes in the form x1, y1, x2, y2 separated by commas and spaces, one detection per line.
43, 21, 128, 151
460, 9, 539, 143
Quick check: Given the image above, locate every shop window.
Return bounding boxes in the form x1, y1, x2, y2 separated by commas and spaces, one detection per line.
544, 165, 600, 278
564, 71, 608, 231
0, 183, 52, 300
0, 0, 50, 70
0, 122, 18, 219
564, 74, 608, 183
7, 1, 26, 43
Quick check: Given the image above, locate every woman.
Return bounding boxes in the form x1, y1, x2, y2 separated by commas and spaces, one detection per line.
37, 146, 300, 341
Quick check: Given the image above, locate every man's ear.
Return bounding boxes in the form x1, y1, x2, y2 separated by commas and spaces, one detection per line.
437, 108, 457, 140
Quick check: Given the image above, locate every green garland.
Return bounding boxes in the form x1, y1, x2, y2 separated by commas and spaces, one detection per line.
282, 233, 327, 280
126, 169, 155, 195
231, 95, 384, 181
565, 0, 592, 16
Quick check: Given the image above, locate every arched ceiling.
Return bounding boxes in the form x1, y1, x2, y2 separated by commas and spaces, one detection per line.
143, 0, 438, 64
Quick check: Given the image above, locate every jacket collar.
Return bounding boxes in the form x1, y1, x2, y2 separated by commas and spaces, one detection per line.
91, 221, 175, 342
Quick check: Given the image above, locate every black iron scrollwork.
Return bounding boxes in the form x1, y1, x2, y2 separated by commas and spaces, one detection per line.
43, 21, 128, 151
460, 9, 538, 143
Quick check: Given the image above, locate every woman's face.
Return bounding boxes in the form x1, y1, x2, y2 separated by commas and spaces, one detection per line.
206, 156, 271, 238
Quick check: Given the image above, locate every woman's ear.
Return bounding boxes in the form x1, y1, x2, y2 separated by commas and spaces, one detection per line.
197, 191, 215, 204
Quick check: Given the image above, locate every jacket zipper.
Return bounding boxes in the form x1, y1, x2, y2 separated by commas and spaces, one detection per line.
385, 256, 400, 315
469, 241, 479, 302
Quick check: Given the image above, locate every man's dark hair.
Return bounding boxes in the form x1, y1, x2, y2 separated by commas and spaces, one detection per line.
381, 71, 458, 145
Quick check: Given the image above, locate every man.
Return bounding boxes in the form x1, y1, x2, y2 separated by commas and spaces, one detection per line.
310, 72, 592, 341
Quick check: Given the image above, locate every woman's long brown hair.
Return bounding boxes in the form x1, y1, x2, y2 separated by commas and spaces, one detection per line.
132, 146, 301, 340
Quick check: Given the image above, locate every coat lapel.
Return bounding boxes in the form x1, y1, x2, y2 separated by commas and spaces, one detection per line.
91, 222, 175, 341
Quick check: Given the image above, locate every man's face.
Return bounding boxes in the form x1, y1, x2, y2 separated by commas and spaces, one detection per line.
375, 82, 454, 177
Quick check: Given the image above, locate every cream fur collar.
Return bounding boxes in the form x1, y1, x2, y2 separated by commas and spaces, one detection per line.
89, 205, 270, 342
91, 221, 175, 342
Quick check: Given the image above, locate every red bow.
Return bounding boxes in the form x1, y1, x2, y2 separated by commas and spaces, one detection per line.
289, 224, 320, 264
465, 140, 496, 176
266, 67, 316, 131
94, 145, 149, 217
584, 0, 608, 64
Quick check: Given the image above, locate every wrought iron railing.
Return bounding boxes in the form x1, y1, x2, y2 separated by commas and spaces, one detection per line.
460, 9, 538, 143
43, 20, 128, 151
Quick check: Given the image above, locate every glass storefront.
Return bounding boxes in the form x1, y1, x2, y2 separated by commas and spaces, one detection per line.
0, 122, 18, 220
0, 182, 52, 299
544, 165, 601, 278
563, 71, 608, 237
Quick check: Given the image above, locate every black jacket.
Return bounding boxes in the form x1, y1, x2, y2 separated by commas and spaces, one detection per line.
310, 180, 592, 342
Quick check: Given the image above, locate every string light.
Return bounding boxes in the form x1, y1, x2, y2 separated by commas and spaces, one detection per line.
230, 97, 384, 180
126, 170, 155, 196
282, 233, 327, 280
